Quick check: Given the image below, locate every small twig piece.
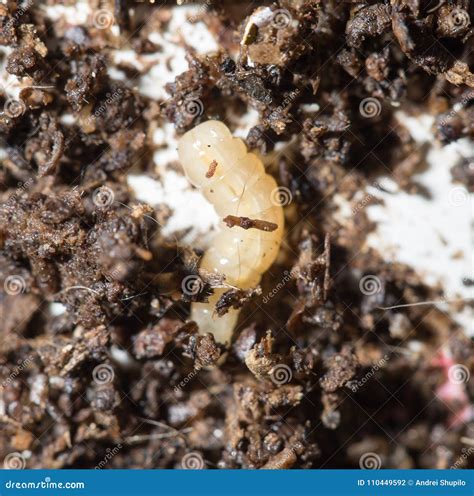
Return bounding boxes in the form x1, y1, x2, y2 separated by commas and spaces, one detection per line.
206, 160, 218, 178
223, 215, 278, 232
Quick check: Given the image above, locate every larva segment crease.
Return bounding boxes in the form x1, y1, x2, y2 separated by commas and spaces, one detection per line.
178, 120, 285, 344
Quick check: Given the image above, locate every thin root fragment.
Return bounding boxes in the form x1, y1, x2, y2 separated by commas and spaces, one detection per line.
223, 215, 278, 232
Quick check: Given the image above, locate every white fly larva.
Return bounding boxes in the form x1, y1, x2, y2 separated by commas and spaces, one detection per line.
178, 120, 284, 344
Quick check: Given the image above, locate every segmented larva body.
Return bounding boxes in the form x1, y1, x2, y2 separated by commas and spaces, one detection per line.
178, 120, 284, 344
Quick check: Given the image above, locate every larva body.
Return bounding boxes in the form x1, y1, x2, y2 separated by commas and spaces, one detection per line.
178, 120, 284, 344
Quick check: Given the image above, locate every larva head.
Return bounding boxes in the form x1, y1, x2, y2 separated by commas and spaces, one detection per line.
177, 120, 248, 188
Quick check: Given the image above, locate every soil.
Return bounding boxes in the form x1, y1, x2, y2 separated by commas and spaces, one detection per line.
0, 0, 472, 469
